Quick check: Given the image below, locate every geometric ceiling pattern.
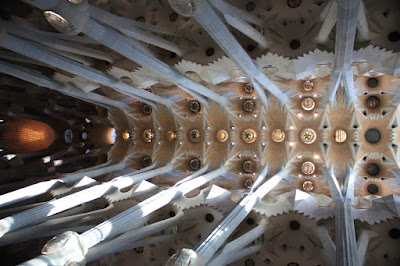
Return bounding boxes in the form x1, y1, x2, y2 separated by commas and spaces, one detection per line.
0, 0, 399, 265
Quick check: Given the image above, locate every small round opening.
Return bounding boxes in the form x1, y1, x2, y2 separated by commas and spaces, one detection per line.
290, 40, 301, 50
367, 78, 378, 88
242, 100, 255, 113
142, 156, 152, 167
169, 211, 176, 217
287, 0, 302, 8
189, 158, 201, 171
244, 83, 254, 94
189, 100, 201, 114
142, 104, 152, 115
389, 228, 400, 239
244, 178, 253, 188
388, 31, 400, 42
246, 2, 255, 11
289, 220, 300, 230
365, 128, 381, 144
242, 160, 256, 173
367, 184, 379, 194
366, 163, 380, 176
134, 247, 144, 253
170, 13, 178, 22
188, 129, 202, 143
168, 248, 176, 256
366, 96, 380, 109
246, 218, 254, 225
245, 259, 255, 266
205, 213, 214, 222
206, 48, 215, 56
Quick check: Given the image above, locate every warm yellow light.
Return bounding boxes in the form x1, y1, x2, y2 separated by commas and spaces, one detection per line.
272, 129, 285, 143
122, 131, 131, 140
216, 130, 229, 143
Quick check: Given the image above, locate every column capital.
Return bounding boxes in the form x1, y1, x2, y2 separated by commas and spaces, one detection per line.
168, 0, 197, 17
40, 231, 87, 266
43, 0, 90, 35
166, 248, 201, 266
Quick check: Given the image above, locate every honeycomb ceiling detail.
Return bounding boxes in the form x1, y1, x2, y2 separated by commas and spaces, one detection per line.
0, 0, 399, 265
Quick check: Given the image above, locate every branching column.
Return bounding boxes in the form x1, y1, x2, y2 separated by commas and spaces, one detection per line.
21, 0, 232, 107
324, 0, 361, 105
172, 166, 292, 265
20, 164, 232, 265
209, 223, 266, 266
0, 160, 130, 208
0, 24, 172, 108
325, 167, 361, 266
170, 0, 291, 108
0, 164, 174, 238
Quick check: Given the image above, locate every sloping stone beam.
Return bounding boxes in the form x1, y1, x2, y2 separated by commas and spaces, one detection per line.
323, 0, 361, 106
186, 166, 292, 265
209, 223, 266, 266
22, 0, 231, 107
316, 0, 369, 43
169, 0, 291, 109
0, 60, 130, 111
0, 164, 174, 238
20, 164, 233, 265
86, 212, 183, 262
324, 166, 361, 266
0, 160, 128, 208
0, 22, 173, 108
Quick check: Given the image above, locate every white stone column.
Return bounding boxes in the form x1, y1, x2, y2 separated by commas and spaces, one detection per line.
20, 164, 231, 265
80, 165, 229, 249
0, 60, 130, 111
86, 212, 183, 262
316, 0, 337, 44
87, 6, 175, 35
6, 21, 112, 63
21, 0, 231, 107
89, 6, 182, 56
357, 230, 370, 265
323, 69, 342, 105
0, 27, 172, 108
208, 0, 268, 48
356, 1, 369, 42
317, 226, 336, 266
325, 166, 360, 266
169, 0, 291, 108
335, 197, 359, 266
193, 166, 292, 264
209, 223, 266, 266
84, 19, 229, 107
0, 204, 113, 247
0, 164, 173, 238
323, 0, 361, 105
0, 160, 130, 208
219, 245, 262, 266
20, 231, 88, 266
